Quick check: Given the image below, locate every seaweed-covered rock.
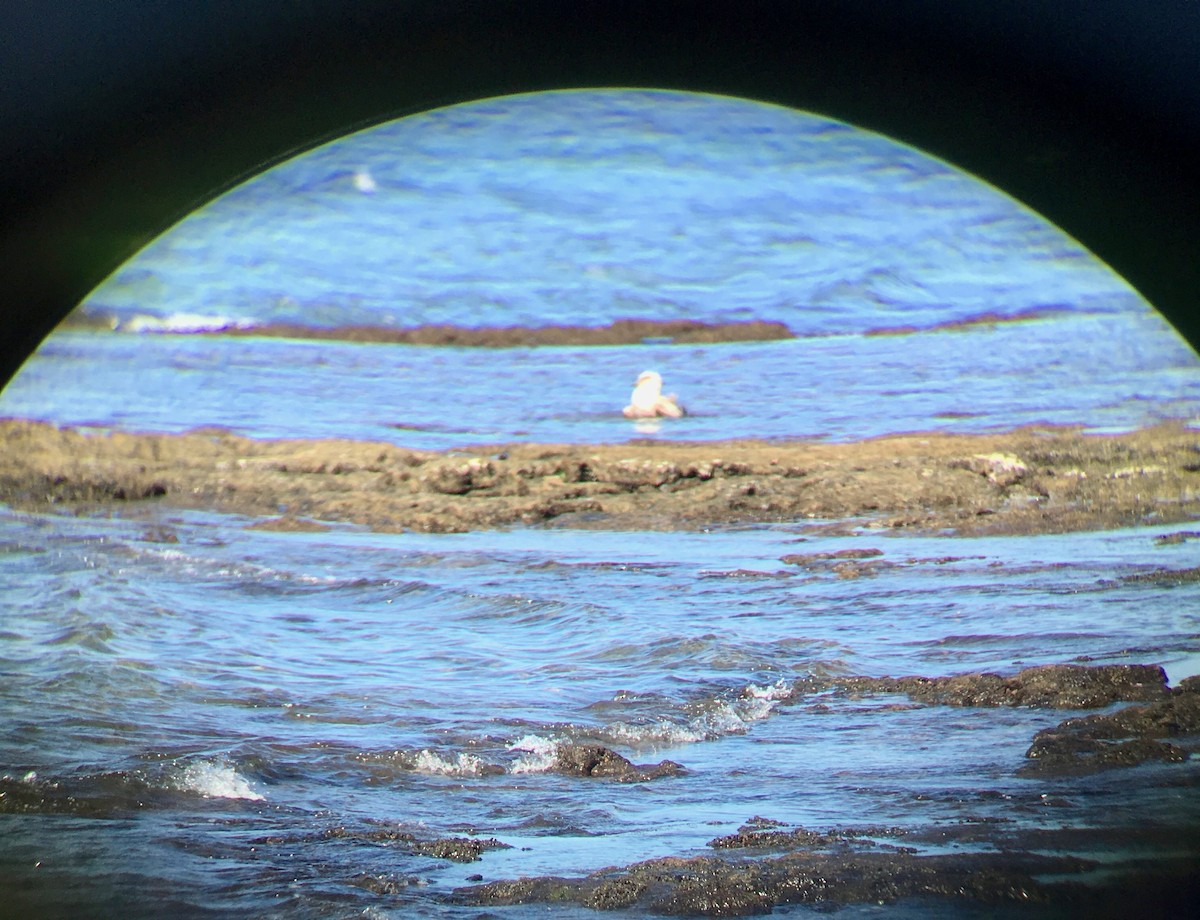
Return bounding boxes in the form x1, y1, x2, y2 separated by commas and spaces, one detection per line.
1020, 682, 1200, 775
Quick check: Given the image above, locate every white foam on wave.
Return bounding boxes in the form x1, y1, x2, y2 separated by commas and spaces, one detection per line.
743, 679, 792, 710
120, 312, 256, 334
173, 761, 264, 801
604, 719, 707, 746
411, 749, 490, 777
604, 680, 792, 747
507, 734, 559, 774
138, 545, 341, 587
697, 679, 791, 732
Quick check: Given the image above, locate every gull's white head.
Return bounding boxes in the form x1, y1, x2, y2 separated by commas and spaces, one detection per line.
634, 370, 663, 393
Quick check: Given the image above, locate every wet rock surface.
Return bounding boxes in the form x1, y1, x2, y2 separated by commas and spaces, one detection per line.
263, 824, 512, 863
789, 663, 1200, 777
708, 821, 910, 853
553, 744, 685, 782
452, 848, 1078, 914
1021, 678, 1200, 775
791, 663, 1172, 709
3, 420, 1199, 536
1119, 564, 1200, 585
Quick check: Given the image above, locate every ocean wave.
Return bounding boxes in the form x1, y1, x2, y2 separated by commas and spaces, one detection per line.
602, 679, 792, 747
411, 749, 495, 777
507, 734, 560, 774
171, 760, 264, 801
119, 312, 256, 334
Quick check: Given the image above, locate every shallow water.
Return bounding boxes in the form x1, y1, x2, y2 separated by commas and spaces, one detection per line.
5, 309, 1200, 450
4, 89, 1200, 916
3, 508, 1200, 917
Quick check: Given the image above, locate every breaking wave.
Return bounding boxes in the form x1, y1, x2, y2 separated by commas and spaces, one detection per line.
119, 312, 256, 334
171, 761, 264, 801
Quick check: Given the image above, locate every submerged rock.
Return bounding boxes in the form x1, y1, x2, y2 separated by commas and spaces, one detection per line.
244, 515, 331, 532
779, 547, 884, 566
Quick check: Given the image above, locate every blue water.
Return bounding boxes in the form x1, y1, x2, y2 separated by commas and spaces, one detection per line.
5, 308, 1198, 450
3, 89, 1200, 917
78, 90, 1133, 335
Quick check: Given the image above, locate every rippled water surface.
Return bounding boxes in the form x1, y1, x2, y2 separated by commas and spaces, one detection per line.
3, 511, 1200, 917
3, 89, 1200, 916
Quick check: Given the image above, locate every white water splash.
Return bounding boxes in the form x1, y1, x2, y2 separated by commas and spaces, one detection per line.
411, 749, 490, 777
121, 312, 255, 334
507, 734, 559, 774
605, 680, 792, 747
174, 761, 264, 801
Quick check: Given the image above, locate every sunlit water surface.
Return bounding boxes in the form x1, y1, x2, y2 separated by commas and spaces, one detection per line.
2, 512, 1200, 917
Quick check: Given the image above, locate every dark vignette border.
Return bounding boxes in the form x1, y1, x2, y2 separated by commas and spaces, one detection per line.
1, 1, 1198, 386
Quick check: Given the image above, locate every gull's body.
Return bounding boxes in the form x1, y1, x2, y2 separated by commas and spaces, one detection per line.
623, 371, 684, 419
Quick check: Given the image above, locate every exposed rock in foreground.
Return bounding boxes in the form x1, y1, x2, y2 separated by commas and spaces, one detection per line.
2, 420, 1199, 535
1021, 675, 1200, 775
786, 664, 1200, 775
451, 827, 1200, 917
451, 849, 1078, 914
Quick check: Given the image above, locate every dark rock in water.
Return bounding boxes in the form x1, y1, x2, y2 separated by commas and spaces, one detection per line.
1022, 734, 1188, 774
780, 547, 888, 579
453, 849, 1081, 914
319, 824, 510, 862
1119, 564, 1200, 585
1154, 530, 1200, 545
1180, 675, 1200, 694
709, 822, 912, 852
347, 873, 415, 894
780, 548, 884, 565
1020, 680, 1200, 775
793, 663, 1171, 709
553, 744, 685, 782
708, 827, 838, 851
201, 317, 796, 348
911, 663, 1170, 708
245, 515, 331, 532
139, 525, 180, 543
414, 836, 511, 863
